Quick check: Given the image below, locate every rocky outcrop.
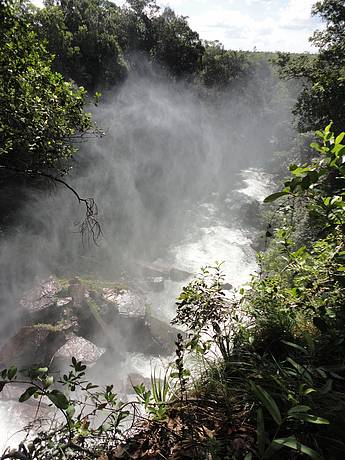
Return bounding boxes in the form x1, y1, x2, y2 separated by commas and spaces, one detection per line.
53, 334, 106, 368
20, 277, 62, 325
0, 325, 66, 368
140, 263, 193, 284
0, 276, 181, 371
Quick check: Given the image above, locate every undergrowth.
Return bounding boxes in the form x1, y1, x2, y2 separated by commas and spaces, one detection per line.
1, 124, 345, 459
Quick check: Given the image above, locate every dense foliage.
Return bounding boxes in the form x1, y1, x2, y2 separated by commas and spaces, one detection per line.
0, 0, 92, 178
276, 0, 345, 132
28, 0, 269, 91
2, 125, 345, 460
33, 0, 128, 90
1, 0, 345, 459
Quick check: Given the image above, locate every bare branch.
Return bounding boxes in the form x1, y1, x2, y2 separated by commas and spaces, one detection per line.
0, 165, 102, 244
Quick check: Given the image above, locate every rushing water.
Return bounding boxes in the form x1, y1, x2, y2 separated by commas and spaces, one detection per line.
0, 167, 273, 452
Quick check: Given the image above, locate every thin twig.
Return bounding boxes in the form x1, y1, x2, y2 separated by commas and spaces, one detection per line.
0, 165, 102, 244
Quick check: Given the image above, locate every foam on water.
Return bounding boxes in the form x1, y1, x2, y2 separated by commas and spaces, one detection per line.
239, 168, 275, 203
0, 402, 27, 454
145, 169, 271, 319
0, 168, 272, 450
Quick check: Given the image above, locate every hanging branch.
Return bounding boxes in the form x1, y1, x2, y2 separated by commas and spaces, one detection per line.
0, 165, 102, 244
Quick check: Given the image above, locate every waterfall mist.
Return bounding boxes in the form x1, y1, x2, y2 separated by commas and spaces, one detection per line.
0, 67, 296, 347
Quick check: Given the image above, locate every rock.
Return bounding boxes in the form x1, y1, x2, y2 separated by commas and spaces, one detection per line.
56, 297, 72, 307
124, 373, 151, 392
20, 277, 61, 313
112, 290, 146, 317
140, 263, 193, 282
221, 282, 233, 291
146, 276, 165, 292
0, 325, 66, 368
20, 276, 62, 324
53, 334, 106, 366
102, 288, 120, 305
169, 268, 193, 282
0, 399, 52, 447
0, 383, 50, 410
145, 316, 181, 353
68, 278, 89, 310
140, 264, 168, 279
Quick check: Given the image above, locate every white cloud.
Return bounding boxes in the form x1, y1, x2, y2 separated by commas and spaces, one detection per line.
186, 1, 321, 52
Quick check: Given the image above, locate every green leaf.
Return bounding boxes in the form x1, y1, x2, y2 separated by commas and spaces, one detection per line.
7, 367, 17, 380
295, 414, 330, 424
48, 390, 69, 410
335, 132, 345, 144
244, 453, 253, 460
0, 382, 6, 392
310, 142, 324, 153
281, 340, 309, 355
288, 405, 311, 415
36, 367, 48, 375
325, 122, 333, 134
332, 144, 345, 156
66, 404, 75, 418
19, 386, 37, 402
250, 382, 282, 425
273, 436, 322, 460
263, 191, 289, 203
303, 387, 316, 395
44, 376, 54, 388
256, 407, 266, 457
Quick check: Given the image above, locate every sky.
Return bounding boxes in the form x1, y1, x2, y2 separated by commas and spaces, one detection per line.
32, 0, 323, 53
154, 0, 323, 52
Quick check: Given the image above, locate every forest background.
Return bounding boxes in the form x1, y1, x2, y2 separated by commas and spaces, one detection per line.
1, 0, 345, 459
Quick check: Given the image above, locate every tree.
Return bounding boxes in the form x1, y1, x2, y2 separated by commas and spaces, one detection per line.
311, 0, 345, 52
198, 41, 249, 89
151, 7, 204, 78
118, 0, 159, 53
276, 0, 345, 132
0, 0, 100, 239
33, 0, 128, 90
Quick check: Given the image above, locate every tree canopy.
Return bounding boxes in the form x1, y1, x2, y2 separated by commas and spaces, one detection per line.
276, 0, 345, 132
0, 0, 101, 238
0, 0, 93, 177
33, 0, 128, 90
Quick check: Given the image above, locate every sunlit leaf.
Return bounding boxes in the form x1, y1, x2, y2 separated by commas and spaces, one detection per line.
263, 191, 289, 203
273, 436, 322, 460
19, 386, 37, 402
48, 390, 69, 410
250, 382, 282, 425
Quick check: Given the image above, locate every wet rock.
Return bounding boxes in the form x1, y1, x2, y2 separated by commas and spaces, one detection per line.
140, 264, 168, 279
53, 334, 106, 367
221, 282, 233, 291
145, 316, 180, 353
0, 325, 66, 368
141, 263, 193, 282
56, 297, 72, 307
10, 275, 180, 372
20, 277, 62, 324
146, 276, 165, 292
68, 278, 89, 310
102, 287, 120, 305
0, 399, 52, 446
169, 268, 192, 282
124, 373, 151, 393
113, 290, 146, 317
0, 383, 51, 410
